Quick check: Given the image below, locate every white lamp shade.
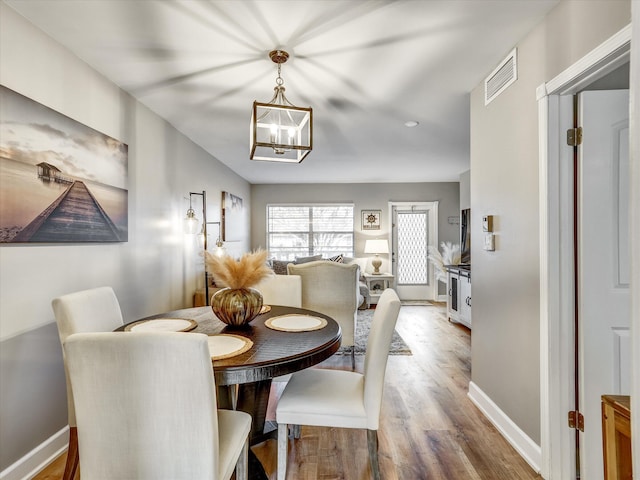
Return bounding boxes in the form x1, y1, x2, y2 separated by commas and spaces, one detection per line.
364, 239, 389, 254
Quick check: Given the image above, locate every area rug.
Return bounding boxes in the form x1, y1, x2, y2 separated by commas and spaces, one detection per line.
336, 308, 412, 356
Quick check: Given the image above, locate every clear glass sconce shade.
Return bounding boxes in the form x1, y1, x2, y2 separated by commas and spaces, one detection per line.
184, 208, 200, 234
213, 239, 226, 258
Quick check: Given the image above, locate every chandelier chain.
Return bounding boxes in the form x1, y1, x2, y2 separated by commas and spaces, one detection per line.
276, 63, 284, 86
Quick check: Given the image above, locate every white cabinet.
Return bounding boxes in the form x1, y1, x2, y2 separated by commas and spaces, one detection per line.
446, 267, 471, 329
458, 271, 471, 328
446, 269, 460, 323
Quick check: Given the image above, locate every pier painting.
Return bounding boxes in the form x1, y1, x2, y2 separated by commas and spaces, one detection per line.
0, 85, 128, 243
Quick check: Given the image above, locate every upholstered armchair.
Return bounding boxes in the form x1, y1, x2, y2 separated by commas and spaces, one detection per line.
287, 260, 360, 369
269, 256, 369, 309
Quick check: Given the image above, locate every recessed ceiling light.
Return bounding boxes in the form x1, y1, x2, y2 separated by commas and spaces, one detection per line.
404, 120, 419, 128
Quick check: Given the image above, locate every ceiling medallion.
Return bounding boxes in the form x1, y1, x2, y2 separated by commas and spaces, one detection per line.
250, 49, 313, 163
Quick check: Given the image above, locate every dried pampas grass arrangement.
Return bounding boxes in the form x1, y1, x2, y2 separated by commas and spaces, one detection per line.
428, 241, 461, 282
205, 249, 273, 289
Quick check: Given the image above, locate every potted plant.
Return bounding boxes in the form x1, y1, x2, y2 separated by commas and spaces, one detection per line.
204, 249, 273, 327
428, 241, 461, 284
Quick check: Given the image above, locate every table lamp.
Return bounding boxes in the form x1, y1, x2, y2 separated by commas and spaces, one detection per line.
364, 239, 389, 275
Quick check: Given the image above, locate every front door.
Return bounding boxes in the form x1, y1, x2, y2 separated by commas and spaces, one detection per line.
390, 202, 438, 301
577, 89, 630, 479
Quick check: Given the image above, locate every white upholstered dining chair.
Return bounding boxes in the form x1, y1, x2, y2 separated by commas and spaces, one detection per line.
254, 274, 302, 307
275, 288, 401, 480
287, 260, 360, 369
51, 286, 124, 480
254, 274, 303, 385
63, 331, 252, 480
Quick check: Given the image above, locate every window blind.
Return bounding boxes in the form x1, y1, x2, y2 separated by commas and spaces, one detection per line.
267, 204, 354, 260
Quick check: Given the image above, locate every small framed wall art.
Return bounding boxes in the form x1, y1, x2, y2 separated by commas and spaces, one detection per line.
221, 191, 244, 241
361, 210, 381, 230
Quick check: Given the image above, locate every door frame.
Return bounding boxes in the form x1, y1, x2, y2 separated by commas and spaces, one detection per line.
388, 201, 439, 301
537, 24, 633, 479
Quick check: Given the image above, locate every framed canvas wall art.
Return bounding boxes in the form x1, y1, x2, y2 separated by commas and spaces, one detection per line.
0, 85, 128, 243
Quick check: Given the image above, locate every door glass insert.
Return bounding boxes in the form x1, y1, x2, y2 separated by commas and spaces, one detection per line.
396, 211, 428, 285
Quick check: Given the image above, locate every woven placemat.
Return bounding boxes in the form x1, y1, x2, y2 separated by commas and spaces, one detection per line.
265, 314, 328, 332
260, 305, 271, 314
207, 334, 253, 360
125, 318, 197, 332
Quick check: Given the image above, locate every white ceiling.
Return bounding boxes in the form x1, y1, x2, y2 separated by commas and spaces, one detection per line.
5, 0, 559, 184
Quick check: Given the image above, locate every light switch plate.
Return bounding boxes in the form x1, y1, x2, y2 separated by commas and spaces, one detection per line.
484, 233, 495, 251
482, 215, 493, 232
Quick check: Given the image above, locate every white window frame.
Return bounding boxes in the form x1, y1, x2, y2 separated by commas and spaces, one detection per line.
266, 203, 354, 260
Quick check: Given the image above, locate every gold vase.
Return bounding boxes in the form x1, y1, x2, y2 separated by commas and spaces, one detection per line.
211, 287, 263, 328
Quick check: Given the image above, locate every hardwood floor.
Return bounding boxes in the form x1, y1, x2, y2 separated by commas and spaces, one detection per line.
34, 303, 542, 480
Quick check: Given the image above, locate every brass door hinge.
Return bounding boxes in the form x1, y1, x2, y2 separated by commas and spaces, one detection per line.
568, 410, 585, 432
567, 127, 583, 147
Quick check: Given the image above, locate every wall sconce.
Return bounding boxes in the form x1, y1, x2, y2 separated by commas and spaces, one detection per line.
208, 226, 225, 258
184, 196, 200, 235
185, 191, 226, 305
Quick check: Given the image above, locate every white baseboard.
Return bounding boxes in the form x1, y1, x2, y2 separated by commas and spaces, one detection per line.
0, 427, 68, 480
467, 381, 542, 474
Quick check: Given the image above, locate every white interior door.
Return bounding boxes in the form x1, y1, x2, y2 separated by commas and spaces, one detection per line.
578, 89, 630, 479
390, 202, 438, 301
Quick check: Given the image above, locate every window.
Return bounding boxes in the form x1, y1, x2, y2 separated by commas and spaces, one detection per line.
267, 204, 354, 260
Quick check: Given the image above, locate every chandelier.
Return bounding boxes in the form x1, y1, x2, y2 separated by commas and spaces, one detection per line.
250, 50, 313, 163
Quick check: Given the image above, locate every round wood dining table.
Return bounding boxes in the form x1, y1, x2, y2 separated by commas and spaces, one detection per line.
117, 304, 341, 480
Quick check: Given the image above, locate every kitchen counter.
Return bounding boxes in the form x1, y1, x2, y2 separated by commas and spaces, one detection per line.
446, 264, 470, 275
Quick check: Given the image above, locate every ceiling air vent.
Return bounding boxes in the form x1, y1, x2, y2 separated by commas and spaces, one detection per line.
484, 48, 517, 105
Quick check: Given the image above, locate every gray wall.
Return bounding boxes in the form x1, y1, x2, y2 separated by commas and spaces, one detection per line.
469, 0, 630, 444
0, 4, 251, 471
251, 183, 460, 268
